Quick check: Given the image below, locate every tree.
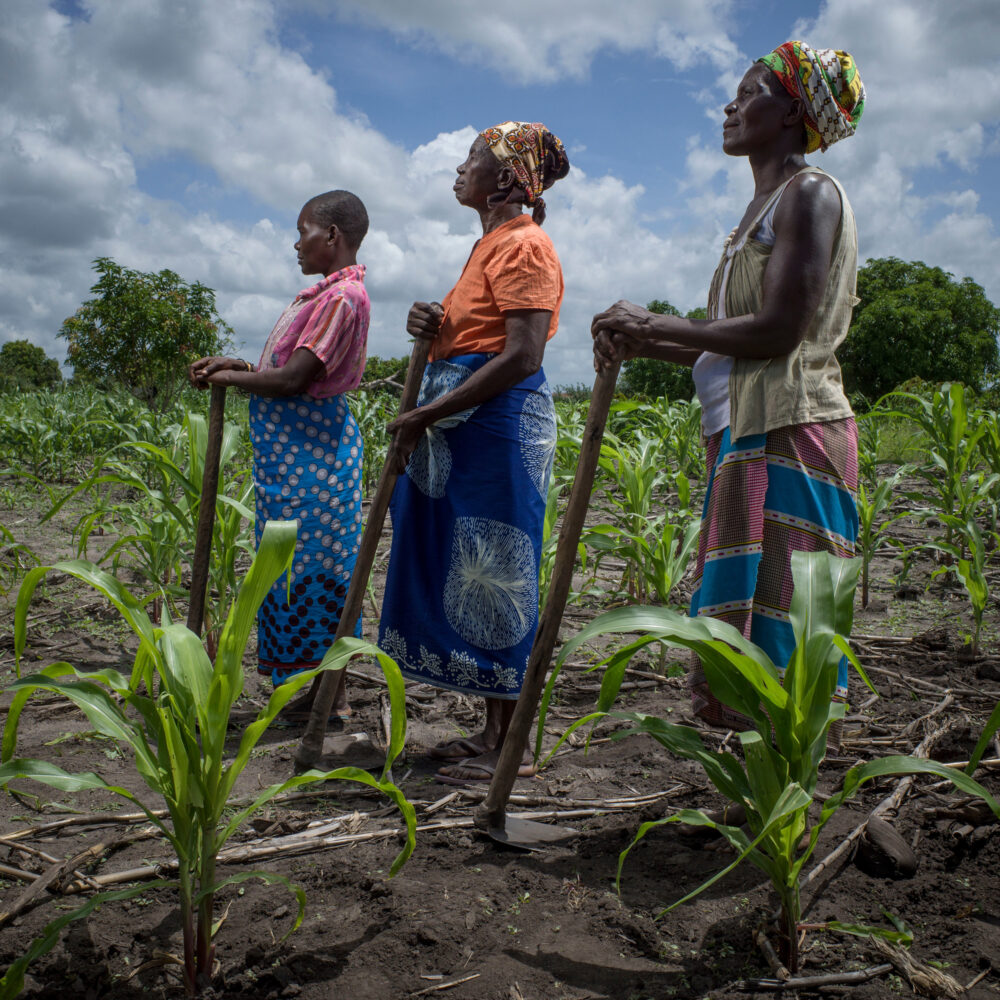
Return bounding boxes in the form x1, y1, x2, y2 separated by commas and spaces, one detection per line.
618, 301, 702, 400
59, 258, 233, 410
360, 354, 410, 396
0, 339, 62, 392
839, 258, 1000, 403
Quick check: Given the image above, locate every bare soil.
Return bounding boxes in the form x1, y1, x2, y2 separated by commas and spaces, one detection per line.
1, 483, 999, 1000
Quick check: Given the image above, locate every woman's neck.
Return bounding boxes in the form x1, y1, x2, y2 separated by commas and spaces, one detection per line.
747, 149, 808, 199
477, 204, 523, 235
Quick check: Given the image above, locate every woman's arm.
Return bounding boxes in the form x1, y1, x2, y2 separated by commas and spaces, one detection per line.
592, 173, 842, 371
189, 348, 323, 396
387, 308, 550, 472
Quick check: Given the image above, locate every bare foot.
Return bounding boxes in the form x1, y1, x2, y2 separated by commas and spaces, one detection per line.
435, 748, 536, 785
426, 733, 493, 761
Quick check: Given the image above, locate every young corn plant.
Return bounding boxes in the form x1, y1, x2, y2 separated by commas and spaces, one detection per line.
538, 478, 575, 611
855, 468, 907, 607
48, 409, 254, 641
885, 383, 984, 553
537, 551, 1000, 972
928, 514, 992, 656
0, 520, 415, 996
856, 412, 882, 491
589, 433, 668, 599
581, 512, 699, 606
967, 696, 1000, 777
0, 523, 37, 597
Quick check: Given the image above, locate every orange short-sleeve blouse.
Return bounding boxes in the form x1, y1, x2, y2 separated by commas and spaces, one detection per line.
430, 215, 564, 361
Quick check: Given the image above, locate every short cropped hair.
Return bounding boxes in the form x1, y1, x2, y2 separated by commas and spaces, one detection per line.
304, 190, 369, 250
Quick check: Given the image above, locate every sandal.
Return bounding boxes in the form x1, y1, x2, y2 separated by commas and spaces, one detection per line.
269, 707, 351, 730
426, 737, 489, 762
435, 757, 537, 786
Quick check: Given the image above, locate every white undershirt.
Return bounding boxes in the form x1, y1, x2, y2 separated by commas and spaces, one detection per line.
692, 198, 780, 436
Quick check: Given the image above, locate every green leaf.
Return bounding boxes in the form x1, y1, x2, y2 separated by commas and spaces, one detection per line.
2, 662, 76, 763
197, 871, 306, 942
967, 698, 1000, 776
214, 519, 296, 699
217, 767, 416, 876
0, 757, 176, 850
0, 882, 173, 999
14, 560, 156, 676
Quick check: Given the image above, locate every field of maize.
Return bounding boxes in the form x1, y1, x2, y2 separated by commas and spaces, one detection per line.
0, 379, 998, 999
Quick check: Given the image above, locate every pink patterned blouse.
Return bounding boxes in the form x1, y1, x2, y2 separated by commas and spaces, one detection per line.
257, 263, 370, 398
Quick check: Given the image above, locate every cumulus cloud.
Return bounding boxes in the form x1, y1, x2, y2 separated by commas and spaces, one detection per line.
1, 0, 997, 388
789, 0, 1000, 286
323, 0, 740, 82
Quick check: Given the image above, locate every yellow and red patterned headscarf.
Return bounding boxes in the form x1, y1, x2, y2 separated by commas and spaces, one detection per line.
479, 121, 569, 206
758, 41, 865, 153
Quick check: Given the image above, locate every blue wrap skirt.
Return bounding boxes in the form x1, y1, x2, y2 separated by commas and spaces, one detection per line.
378, 354, 555, 699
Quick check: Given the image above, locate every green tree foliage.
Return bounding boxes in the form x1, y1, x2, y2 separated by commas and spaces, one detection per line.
840, 258, 1000, 403
59, 258, 233, 411
0, 339, 62, 392
619, 301, 703, 401
360, 353, 410, 395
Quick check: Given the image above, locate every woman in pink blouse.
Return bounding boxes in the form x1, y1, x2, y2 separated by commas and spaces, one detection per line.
190, 190, 370, 721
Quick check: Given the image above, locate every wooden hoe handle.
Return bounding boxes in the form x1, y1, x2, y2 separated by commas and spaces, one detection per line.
295, 339, 431, 770
475, 362, 621, 832
188, 384, 227, 637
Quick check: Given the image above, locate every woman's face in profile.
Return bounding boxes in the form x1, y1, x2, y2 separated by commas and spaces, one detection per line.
294, 207, 335, 276
453, 137, 498, 210
722, 64, 790, 156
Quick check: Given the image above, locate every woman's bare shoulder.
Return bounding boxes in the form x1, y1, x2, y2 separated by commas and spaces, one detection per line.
784, 170, 843, 214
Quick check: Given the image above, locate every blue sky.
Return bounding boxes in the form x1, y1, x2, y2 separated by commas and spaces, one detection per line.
2, 0, 998, 386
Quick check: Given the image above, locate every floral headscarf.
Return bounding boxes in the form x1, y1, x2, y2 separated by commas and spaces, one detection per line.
757, 41, 866, 153
479, 121, 569, 205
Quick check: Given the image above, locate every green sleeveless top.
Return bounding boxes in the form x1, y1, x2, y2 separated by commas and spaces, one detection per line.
707, 166, 858, 440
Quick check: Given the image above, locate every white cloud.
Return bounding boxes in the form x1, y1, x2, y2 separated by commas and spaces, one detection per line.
323, 0, 740, 82
1, 0, 997, 391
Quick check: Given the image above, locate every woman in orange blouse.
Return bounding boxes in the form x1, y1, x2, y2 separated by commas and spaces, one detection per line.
379, 122, 569, 784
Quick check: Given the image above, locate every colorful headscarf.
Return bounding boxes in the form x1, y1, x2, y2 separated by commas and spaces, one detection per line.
479, 121, 568, 204
757, 41, 865, 153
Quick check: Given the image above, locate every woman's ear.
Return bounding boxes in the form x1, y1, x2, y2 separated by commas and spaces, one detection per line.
326, 223, 340, 245
784, 97, 806, 129
496, 165, 517, 192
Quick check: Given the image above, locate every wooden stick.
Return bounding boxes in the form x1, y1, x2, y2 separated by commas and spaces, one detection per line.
899, 690, 953, 738
862, 662, 1000, 700
411, 972, 481, 995
296, 339, 430, 770
0, 839, 115, 926
187, 383, 226, 636
804, 722, 949, 890
4, 841, 101, 892
62, 807, 598, 892
476, 362, 620, 834
458, 784, 687, 811
735, 963, 892, 991
0, 862, 37, 883
754, 928, 790, 981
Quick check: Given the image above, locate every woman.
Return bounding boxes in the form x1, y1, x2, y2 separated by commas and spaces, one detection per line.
592, 42, 866, 738
379, 122, 570, 783
189, 189, 370, 720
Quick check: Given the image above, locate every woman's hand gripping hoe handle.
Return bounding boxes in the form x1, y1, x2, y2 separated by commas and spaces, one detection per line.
475, 361, 621, 832
295, 339, 431, 771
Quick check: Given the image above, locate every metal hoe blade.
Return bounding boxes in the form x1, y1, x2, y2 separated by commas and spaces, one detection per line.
486, 816, 579, 852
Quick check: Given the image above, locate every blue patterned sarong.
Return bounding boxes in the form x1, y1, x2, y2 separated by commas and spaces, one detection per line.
250, 393, 363, 685
378, 354, 555, 699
